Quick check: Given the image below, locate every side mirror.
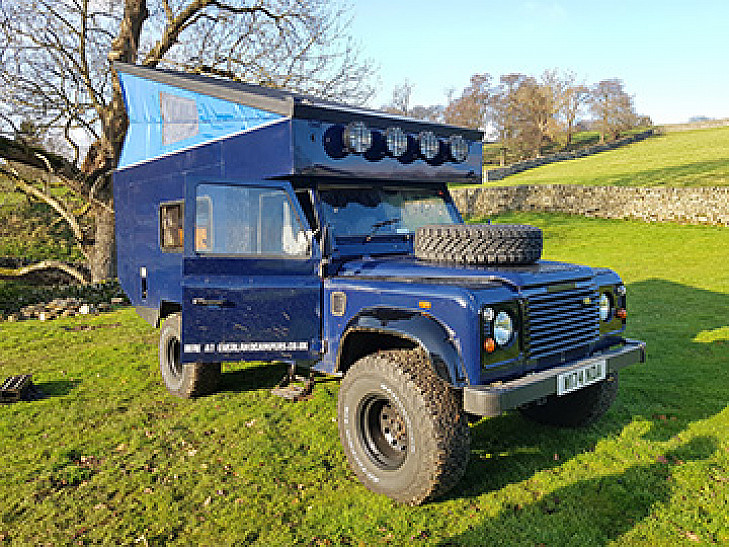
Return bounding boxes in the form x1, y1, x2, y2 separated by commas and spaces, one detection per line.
304, 229, 315, 255
321, 224, 333, 256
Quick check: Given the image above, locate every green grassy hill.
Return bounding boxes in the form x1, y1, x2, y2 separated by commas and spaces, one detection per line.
499, 126, 729, 187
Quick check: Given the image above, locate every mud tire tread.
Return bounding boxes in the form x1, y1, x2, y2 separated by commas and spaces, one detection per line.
414, 223, 543, 265
159, 314, 220, 398
337, 349, 470, 505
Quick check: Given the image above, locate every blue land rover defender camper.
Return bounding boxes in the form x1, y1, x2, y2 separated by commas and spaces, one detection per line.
114, 63, 645, 504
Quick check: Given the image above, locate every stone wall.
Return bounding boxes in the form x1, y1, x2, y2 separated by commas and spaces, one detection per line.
451, 185, 729, 226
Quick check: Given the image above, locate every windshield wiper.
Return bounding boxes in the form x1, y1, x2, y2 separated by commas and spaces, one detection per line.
364, 218, 401, 241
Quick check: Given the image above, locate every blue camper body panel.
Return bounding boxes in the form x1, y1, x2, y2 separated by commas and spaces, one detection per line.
114, 119, 296, 327
113, 63, 484, 360
117, 72, 287, 171
180, 178, 322, 363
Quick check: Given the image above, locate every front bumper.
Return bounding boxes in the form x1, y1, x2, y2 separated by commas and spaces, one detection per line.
463, 338, 646, 417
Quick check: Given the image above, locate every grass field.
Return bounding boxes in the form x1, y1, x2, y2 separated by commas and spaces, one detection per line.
1, 213, 728, 545
500, 126, 729, 187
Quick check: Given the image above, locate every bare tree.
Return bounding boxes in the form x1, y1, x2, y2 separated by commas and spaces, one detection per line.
381, 80, 444, 122
443, 73, 492, 130
510, 72, 565, 157
408, 104, 444, 123
0, 0, 375, 282
487, 74, 531, 164
382, 80, 413, 116
548, 70, 590, 146
590, 79, 637, 142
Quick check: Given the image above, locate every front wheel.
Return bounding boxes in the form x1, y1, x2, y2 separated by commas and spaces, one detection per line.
337, 349, 470, 505
519, 373, 619, 427
158, 314, 220, 398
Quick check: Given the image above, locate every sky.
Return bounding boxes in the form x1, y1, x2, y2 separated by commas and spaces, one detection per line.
348, 0, 729, 124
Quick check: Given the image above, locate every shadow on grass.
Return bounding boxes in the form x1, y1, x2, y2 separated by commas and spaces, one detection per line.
622, 279, 729, 442
217, 361, 291, 393
441, 435, 718, 546
603, 157, 729, 186
33, 379, 80, 398
453, 411, 628, 497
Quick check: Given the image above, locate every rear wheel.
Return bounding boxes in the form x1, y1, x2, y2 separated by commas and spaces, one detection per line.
519, 373, 619, 427
337, 349, 470, 504
159, 314, 220, 398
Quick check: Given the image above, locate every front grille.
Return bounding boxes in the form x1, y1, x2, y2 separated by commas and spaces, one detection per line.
524, 284, 599, 363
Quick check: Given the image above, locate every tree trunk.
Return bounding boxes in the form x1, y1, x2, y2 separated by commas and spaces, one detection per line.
88, 204, 116, 283
80, 0, 148, 282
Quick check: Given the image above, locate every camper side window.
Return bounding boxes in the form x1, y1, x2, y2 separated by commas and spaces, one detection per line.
194, 184, 309, 257
160, 202, 184, 252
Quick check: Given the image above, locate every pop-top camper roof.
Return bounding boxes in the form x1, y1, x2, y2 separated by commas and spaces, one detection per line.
114, 63, 482, 182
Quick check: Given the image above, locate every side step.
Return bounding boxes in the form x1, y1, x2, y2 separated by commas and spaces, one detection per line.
271, 363, 314, 402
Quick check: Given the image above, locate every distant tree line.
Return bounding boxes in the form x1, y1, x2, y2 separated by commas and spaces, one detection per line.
382, 71, 651, 166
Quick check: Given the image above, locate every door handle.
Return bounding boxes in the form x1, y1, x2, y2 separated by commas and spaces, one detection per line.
191, 297, 231, 307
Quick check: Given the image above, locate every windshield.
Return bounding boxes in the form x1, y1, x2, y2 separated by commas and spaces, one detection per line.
318, 186, 459, 238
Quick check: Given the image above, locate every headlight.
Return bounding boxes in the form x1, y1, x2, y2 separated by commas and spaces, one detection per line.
448, 135, 468, 162
599, 293, 612, 321
493, 311, 514, 346
343, 121, 372, 153
418, 131, 439, 160
384, 127, 408, 157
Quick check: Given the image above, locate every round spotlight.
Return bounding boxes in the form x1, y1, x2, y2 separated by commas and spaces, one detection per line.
493, 311, 514, 347
448, 135, 469, 162
384, 127, 408, 157
418, 131, 439, 160
343, 121, 372, 154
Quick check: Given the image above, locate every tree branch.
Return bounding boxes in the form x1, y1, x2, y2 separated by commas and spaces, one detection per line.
0, 165, 86, 248
0, 260, 89, 284
143, 1, 292, 67
0, 135, 82, 180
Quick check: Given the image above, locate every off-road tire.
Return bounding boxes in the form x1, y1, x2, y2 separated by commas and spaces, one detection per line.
337, 349, 470, 505
414, 224, 542, 265
159, 314, 220, 398
519, 373, 619, 427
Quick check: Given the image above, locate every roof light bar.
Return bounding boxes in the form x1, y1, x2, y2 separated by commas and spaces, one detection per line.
326, 122, 470, 164
343, 121, 372, 154
384, 127, 408, 157
418, 131, 439, 160
448, 135, 469, 162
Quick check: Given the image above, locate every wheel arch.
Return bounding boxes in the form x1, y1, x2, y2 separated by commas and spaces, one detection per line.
336, 307, 467, 385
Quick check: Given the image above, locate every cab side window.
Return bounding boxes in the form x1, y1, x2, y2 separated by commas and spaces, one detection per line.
194, 184, 308, 257
160, 201, 184, 252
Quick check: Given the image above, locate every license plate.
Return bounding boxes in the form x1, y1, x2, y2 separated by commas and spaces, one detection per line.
557, 360, 607, 396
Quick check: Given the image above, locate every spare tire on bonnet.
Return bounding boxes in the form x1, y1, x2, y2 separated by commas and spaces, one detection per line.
414, 224, 543, 266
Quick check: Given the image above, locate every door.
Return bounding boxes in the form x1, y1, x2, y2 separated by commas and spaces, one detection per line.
181, 179, 322, 363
